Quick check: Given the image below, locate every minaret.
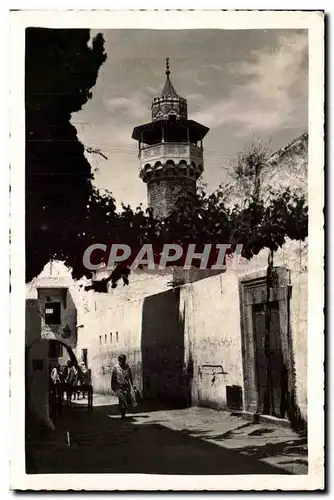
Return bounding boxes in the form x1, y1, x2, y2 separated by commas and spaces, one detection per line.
132, 58, 209, 219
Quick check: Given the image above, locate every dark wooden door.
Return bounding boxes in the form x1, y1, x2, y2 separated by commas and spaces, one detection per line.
252, 301, 284, 417
252, 304, 268, 413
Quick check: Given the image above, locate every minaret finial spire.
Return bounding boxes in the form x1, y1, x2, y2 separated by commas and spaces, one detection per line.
166, 57, 170, 77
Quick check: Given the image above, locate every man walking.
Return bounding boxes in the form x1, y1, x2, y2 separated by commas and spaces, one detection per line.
50, 363, 62, 386
111, 354, 137, 419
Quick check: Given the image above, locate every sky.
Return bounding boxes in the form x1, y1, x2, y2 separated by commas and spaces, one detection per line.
72, 29, 308, 209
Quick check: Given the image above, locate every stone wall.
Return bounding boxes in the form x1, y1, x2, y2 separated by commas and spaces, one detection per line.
147, 177, 196, 218
263, 132, 308, 200
222, 133, 308, 209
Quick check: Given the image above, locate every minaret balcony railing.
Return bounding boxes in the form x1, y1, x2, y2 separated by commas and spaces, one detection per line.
139, 142, 203, 170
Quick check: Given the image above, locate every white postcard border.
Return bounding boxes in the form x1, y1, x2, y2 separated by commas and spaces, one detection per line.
9, 9, 324, 491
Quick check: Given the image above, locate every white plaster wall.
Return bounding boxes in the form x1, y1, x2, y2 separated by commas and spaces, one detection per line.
25, 299, 54, 431
27, 262, 172, 377
181, 238, 308, 418
81, 297, 144, 394
181, 271, 244, 409
37, 287, 77, 349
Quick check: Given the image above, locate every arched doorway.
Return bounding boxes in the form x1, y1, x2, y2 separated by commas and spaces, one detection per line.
25, 338, 77, 432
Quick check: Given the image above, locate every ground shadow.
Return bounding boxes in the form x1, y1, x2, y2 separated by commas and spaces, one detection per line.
26, 404, 293, 475
70, 400, 187, 414
248, 427, 276, 437
176, 422, 254, 441
174, 424, 308, 474
279, 459, 308, 467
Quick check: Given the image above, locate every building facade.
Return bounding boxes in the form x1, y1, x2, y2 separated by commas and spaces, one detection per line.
25, 271, 79, 430
27, 232, 308, 426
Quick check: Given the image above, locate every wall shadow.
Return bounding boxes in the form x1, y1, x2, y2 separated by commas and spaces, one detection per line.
141, 287, 192, 408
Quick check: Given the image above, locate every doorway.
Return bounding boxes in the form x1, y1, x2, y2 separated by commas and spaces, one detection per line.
239, 268, 293, 420
82, 348, 88, 367
252, 301, 287, 417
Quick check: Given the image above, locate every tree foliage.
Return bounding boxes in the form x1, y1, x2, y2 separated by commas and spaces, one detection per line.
230, 137, 271, 202
25, 28, 107, 282
71, 183, 308, 291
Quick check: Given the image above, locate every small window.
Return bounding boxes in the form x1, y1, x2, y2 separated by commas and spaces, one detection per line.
44, 302, 61, 325
116, 331, 119, 343
48, 340, 63, 359
32, 359, 43, 370
105, 334, 107, 344
99, 335, 102, 345
110, 332, 112, 343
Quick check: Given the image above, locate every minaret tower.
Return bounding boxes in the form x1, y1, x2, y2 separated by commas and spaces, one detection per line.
132, 58, 209, 219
